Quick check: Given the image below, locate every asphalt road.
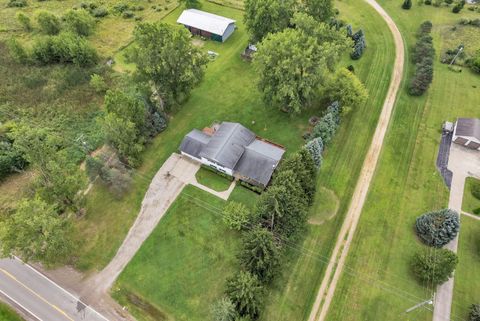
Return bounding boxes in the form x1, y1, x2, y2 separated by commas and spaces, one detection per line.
0, 257, 109, 321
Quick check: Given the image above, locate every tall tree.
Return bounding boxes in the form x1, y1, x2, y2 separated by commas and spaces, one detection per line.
211, 297, 237, 321
225, 271, 263, 319
240, 227, 280, 282
302, 0, 334, 22
244, 0, 296, 43
0, 197, 73, 266
411, 249, 458, 286
254, 13, 350, 113
322, 68, 368, 112
130, 22, 208, 109
10, 125, 85, 209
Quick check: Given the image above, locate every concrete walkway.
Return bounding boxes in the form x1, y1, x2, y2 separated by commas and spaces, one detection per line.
191, 175, 236, 200
433, 143, 480, 321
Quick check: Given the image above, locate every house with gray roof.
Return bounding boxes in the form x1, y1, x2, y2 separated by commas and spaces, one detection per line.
453, 118, 480, 150
179, 122, 285, 188
177, 9, 236, 42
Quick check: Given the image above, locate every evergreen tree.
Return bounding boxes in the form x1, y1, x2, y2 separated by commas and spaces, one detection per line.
225, 271, 263, 319
402, 0, 412, 9
240, 227, 280, 282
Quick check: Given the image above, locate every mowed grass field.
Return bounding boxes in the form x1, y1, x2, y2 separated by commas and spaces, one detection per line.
326, 2, 480, 321
73, 1, 315, 272
0, 303, 23, 321
113, 185, 242, 321
259, 0, 396, 320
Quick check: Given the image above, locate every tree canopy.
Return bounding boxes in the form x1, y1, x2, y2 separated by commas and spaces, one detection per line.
411, 249, 458, 286
225, 271, 263, 319
222, 201, 252, 231
415, 208, 460, 248
322, 69, 368, 112
244, 0, 296, 43
130, 22, 208, 109
254, 13, 350, 113
0, 197, 73, 266
301, 0, 334, 23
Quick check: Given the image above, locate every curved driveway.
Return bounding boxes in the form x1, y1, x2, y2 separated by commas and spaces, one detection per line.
307, 1, 405, 320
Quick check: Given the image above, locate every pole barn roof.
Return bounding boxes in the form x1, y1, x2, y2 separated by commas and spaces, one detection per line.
456, 118, 480, 141
177, 9, 236, 36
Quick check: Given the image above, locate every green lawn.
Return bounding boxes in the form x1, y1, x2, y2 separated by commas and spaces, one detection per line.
462, 177, 480, 214
325, 2, 480, 321
453, 215, 480, 320
259, 0, 397, 319
195, 167, 233, 192
112, 185, 242, 321
0, 303, 23, 321
73, 1, 314, 272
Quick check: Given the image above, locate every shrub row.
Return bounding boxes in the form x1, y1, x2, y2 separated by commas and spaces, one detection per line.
217, 148, 317, 320
409, 21, 435, 96
305, 101, 341, 168
346, 25, 366, 60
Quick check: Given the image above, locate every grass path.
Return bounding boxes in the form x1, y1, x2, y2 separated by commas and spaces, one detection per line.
307, 0, 405, 319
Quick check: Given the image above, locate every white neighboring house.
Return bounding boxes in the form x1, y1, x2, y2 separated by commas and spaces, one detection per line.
179, 122, 285, 189
453, 118, 480, 150
177, 9, 236, 42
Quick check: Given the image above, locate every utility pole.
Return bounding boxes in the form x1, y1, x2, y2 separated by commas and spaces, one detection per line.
405, 295, 435, 314
449, 46, 464, 67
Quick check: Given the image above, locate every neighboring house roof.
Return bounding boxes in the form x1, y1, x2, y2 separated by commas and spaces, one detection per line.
234, 139, 285, 186
177, 9, 236, 36
456, 118, 480, 141
200, 122, 256, 169
179, 129, 211, 159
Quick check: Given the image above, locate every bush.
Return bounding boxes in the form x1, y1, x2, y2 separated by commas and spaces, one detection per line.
211, 297, 238, 321
411, 249, 458, 286
113, 2, 129, 13
7, 38, 29, 64
0, 140, 27, 181
471, 181, 480, 200
7, 0, 27, 7
85, 155, 103, 180
90, 73, 107, 93
402, 0, 412, 9
305, 137, 323, 168
452, 0, 465, 13
91, 7, 108, 18
122, 10, 135, 18
310, 112, 338, 145
32, 32, 98, 66
36, 11, 61, 35
469, 52, 480, 74
415, 208, 460, 247
470, 304, 480, 321
222, 201, 251, 231
63, 9, 95, 36
16, 12, 32, 31
419, 20, 433, 34
409, 58, 434, 96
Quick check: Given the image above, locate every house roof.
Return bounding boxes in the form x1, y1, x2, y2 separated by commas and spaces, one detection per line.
456, 118, 480, 141
179, 129, 211, 159
199, 122, 256, 169
234, 139, 285, 186
177, 9, 236, 36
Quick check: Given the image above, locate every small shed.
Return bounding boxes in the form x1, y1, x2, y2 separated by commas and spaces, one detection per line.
177, 9, 236, 42
453, 118, 480, 150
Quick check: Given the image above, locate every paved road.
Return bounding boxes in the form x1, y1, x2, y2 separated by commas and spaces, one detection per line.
0, 257, 108, 321
433, 143, 480, 321
307, 0, 405, 320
